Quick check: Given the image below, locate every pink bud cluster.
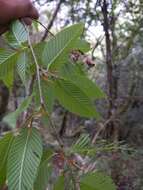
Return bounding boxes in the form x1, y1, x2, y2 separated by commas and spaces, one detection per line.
70, 50, 95, 67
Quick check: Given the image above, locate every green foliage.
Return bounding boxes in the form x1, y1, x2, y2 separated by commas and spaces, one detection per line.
34, 159, 52, 190
2, 21, 104, 118
54, 172, 116, 190
74, 39, 91, 53
16, 52, 28, 86
3, 96, 32, 128
71, 134, 91, 154
0, 133, 14, 188
33, 42, 46, 65
80, 172, 116, 190
0, 20, 115, 190
34, 147, 54, 190
3, 70, 14, 88
5, 20, 28, 48
11, 20, 28, 47
0, 49, 18, 78
71, 135, 123, 156
60, 63, 105, 100
54, 176, 65, 190
7, 127, 43, 190
35, 80, 55, 113
66, 74, 105, 99
42, 23, 84, 70
53, 78, 100, 118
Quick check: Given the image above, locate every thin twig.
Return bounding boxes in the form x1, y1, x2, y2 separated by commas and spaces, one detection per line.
22, 21, 64, 149
31, 19, 55, 38
42, 0, 64, 41
48, 117, 64, 148
22, 22, 44, 105
40, 105, 64, 148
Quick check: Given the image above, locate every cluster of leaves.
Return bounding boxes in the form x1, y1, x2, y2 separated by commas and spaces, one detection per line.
0, 130, 116, 190
2, 21, 105, 120
0, 20, 116, 189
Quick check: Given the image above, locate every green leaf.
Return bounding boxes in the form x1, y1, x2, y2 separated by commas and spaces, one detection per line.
60, 64, 105, 99
54, 176, 64, 190
0, 49, 18, 78
33, 42, 46, 65
32, 20, 39, 32
34, 148, 54, 190
74, 39, 90, 52
42, 23, 84, 70
16, 51, 28, 85
34, 159, 52, 190
41, 148, 53, 162
35, 80, 55, 113
71, 134, 90, 154
60, 62, 86, 77
34, 79, 55, 126
3, 70, 14, 89
5, 20, 28, 48
80, 172, 116, 190
11, 20, 28, 46
0, 133, 14, 188
3, 96, 32, 128
5, 32, 20, 49
53, 79, 100, 118
70, 74, 105, 99
7, 127, 43, 190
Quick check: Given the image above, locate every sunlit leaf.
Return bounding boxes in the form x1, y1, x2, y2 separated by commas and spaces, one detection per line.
74, 39, 90, 52
0, 49, 18, 78
11, 20, 28, 46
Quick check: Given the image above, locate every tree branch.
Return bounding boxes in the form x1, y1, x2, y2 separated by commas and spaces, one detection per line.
102, 0, 114, 118
42, 0, 64, 41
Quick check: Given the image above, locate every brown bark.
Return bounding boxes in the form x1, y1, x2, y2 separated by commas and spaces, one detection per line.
101, 0, 119, 140
0, 82, 9, 121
